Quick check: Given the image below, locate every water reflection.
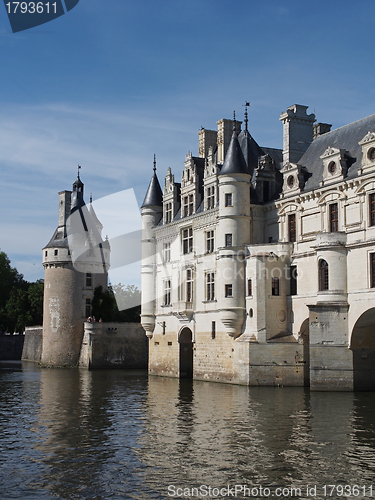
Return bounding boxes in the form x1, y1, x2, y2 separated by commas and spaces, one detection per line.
0, 362, 375, 500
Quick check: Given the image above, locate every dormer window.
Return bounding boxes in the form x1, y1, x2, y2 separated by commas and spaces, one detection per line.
287, 175, 295, 188
165, 202, 172, 223
207, 186, 215, 209
320, 147, 348, 184
359, 132, 375, 172
187, 169, 190, 181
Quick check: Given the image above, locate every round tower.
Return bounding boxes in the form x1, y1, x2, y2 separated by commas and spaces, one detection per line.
41, 171, 109, 366
141, 156, 163, 338
217, 116, 251, 337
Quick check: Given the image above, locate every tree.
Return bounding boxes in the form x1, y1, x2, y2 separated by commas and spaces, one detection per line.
0, 250, 44, 333
91, 284, 141, 323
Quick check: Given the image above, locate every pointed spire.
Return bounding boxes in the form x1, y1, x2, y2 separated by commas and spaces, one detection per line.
71, 166, 85, 213
243, 101, 250, 132
219, 120, 249, 176
141, 156, 163, 208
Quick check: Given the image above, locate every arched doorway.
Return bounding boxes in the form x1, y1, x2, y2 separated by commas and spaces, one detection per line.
299, 318, 310, 387
179, 327, 193, 379
351, 308, 375, 390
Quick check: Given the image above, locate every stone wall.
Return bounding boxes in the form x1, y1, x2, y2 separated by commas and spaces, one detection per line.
79, 322, 148, 369
0, 334, 25, 360
22, 327, 43, 362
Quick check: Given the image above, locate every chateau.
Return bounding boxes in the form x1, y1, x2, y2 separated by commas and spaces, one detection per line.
141, 104, 375, 391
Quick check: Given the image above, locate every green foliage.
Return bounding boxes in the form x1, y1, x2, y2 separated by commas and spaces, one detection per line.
0, 250, 44, 333
91, 284, 141, 323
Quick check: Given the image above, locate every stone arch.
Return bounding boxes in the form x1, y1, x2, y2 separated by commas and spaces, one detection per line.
298, 318, 310, 387
178, 327, 193, 379
350, 308, 375, 390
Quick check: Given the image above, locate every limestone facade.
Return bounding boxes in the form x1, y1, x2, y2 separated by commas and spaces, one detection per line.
141, 104, 375, 390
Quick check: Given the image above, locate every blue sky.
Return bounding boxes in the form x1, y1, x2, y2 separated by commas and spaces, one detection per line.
1, 0, 375, 282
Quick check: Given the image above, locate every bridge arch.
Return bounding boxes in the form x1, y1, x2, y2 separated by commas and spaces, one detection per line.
178, 327, 193, 379
350, 308, 375, 390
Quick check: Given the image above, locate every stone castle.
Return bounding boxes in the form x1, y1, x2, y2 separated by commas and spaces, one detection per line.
140, 104, 375, 391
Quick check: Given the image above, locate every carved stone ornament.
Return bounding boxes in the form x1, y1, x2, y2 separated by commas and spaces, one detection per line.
359, 131, 375, 145
320, 146, 339, 159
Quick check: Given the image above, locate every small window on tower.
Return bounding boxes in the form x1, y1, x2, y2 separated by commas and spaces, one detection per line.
86, 273, 92, 287
225, 193, 232, 207
54, 250, 58, 256
225, 284, 233, 297
225, 233, 232, 247
272, 277, 280, 296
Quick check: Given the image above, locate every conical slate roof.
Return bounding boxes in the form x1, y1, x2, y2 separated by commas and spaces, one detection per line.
219, 129, 249, 176
141, 170, 163, 208
238, 129, 264, 176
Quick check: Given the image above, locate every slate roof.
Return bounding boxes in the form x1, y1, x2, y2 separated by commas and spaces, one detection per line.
141, 171, 163, 208
299, 113, 375, 191
238, 130, 264, 176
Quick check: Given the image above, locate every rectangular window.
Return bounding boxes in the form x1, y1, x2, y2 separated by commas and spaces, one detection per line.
371, 253, 375, 288
206, 272, 215, 301
370, 194, 375, 226
54, 249, 58, 256
272, 277, 280, 296
207, 186, 215, 209
225, 284, 233, 297
290, 266, 297, 296
163, 242, 171, 263
319, 260, 329, 291
182, 228, 193, 254
85, 298, 91, 318
288, 214, 296, 243
206, 230, 214, 254
45, 251, 47, 257
188, 194, 194, 216
86, 273, 92, 287
165, 202, 172, 223
247, 278, 252, 296
225, 233, 232, 247
186, 269, 193, 303
211, 321, 216, 340
164, 280, 171, 306
225, 193, 232, 207
329, 203, 338, 232
183, 196, 189, 217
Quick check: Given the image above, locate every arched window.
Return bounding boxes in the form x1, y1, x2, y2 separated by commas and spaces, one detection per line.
319, 259, 329, 291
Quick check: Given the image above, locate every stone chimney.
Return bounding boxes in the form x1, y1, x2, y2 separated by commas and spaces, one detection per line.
58, 190, 72, 229
198, 128, 217, 159
313, 122, 332, 140
216, 118, 242, 164
280, 104, 315, 164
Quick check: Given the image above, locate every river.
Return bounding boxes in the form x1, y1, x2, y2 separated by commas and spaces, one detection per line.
0, 361, 374, 499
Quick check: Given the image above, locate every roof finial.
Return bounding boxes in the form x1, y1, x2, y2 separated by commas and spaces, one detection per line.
77, 165, 81, 179
153, 154, 156, 174
243, 101, 250, 132
90, 193, 93, 204
233, 110, 236, 132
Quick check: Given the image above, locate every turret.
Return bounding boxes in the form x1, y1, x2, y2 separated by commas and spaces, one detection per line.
41, 170, 109, 366
217, 114, 251, 337
141, 156, 163, 338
